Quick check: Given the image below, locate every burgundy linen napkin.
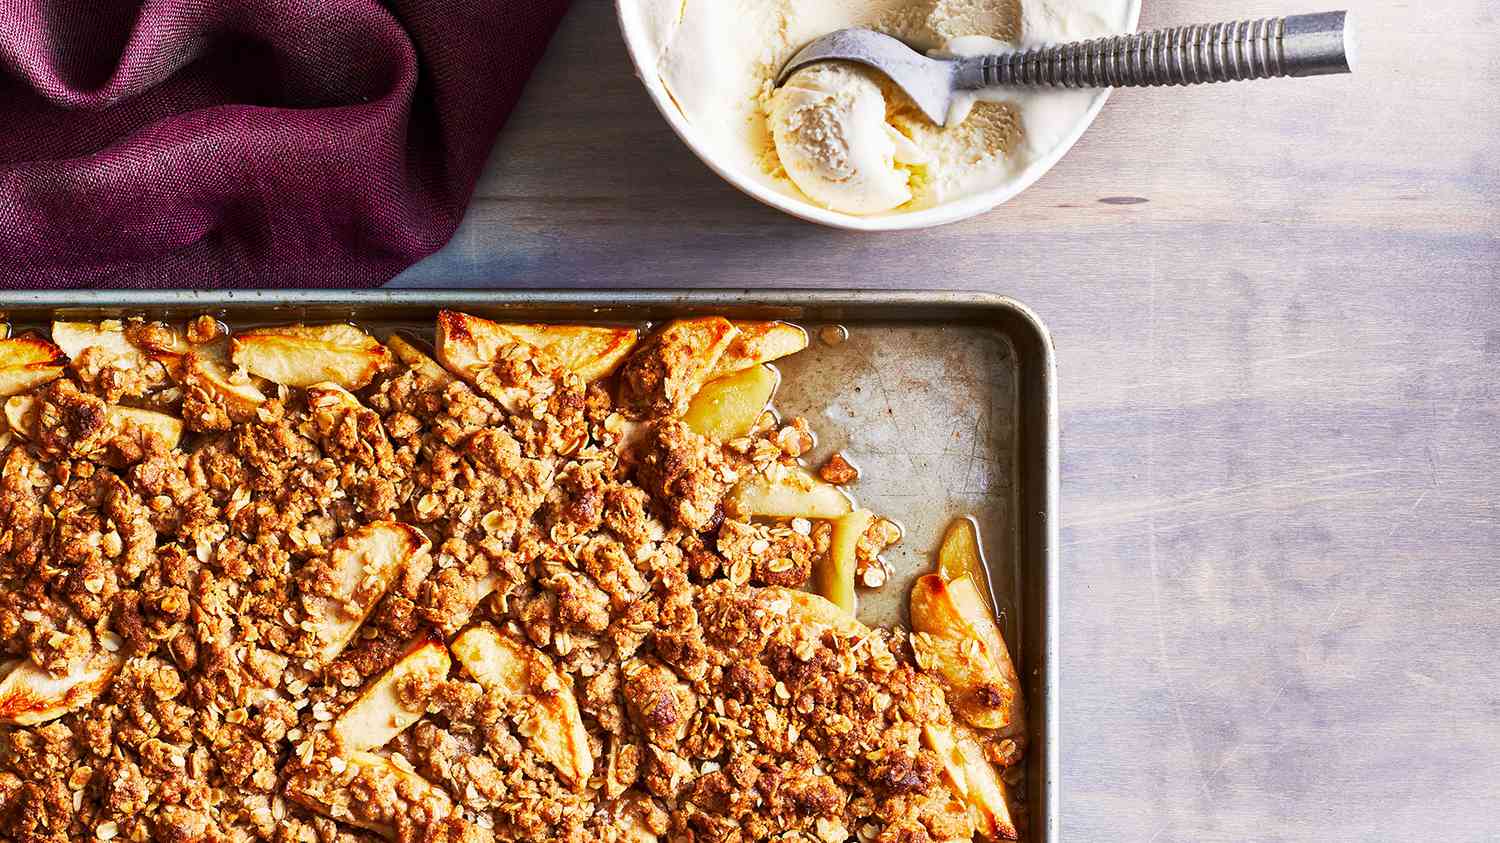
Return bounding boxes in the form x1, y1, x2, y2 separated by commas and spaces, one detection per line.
0, 0, 570, 289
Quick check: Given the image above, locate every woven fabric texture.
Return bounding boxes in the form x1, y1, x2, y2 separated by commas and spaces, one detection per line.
0, 0, 570, 289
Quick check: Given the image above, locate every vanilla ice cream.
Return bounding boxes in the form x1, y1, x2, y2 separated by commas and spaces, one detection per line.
767, 64, 927, 214
627, 0, 1133, 217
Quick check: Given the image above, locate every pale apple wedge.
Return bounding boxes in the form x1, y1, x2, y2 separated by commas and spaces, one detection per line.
777, 588, 869, 640
707, 321, 808, 380
682, 364, 778, 441
727, 466, 852, 520
331, 639, 450, 753
435, 310, 637, 384
3, 396, 34, 439
490, 321, 638, 381
617, 317, 739, 418
600, 793, 664, 843
231, 324, 391, 389
0, 323, 9, 339
818, 508, 874, 614
51, 320, 148, 369
386, 333, 454, 386
955, 726, 1018, 840
181, 352, 266, 421
0, 652, 123, 726
450, 625, 526, 692
921, 722, 970, 799
302, 522, 430, 667
937, 517, 998, 614
909, 574, 1022, 732
0, 337, 65, 398
285, 750, 455, 840
451, 624, 593, 786
4, 397, 183, 448
946, 577, 1018, 688
110, 406, 184, 448
305, 381, 366, 414
431, 313, 499, 385
54, 320, 201, 385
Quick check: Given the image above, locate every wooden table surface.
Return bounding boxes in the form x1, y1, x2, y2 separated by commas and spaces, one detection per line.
394, 1, 1500, 838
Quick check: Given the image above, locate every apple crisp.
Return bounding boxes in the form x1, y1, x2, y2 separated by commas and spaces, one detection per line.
0, 313, 1025, 843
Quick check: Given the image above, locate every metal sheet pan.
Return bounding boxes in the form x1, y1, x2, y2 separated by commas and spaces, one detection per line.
0, 289, 1060, 842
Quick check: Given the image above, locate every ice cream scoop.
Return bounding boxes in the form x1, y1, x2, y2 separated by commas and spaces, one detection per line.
766, 65, 928, 215
778, 11, 1355, 126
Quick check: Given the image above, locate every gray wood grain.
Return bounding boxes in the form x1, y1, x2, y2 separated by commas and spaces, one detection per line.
394, 0, 1500, 839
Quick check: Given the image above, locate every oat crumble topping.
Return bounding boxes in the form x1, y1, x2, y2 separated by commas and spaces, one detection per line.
0, 315, 1022, 843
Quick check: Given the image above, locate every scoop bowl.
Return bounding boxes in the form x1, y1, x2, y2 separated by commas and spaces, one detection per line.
615, 0, 1142, 230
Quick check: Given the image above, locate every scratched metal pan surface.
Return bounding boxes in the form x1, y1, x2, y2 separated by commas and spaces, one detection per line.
0, 289, 1060, 842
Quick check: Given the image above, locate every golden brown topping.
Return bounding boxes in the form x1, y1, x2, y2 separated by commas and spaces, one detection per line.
285, 750, 462, 840
716, 519, 814, 588
186, 315, 224, 345
0, 313, 1032, 843
818, 452, 860, 485
635, 421, 730, 533
621, 656, 698, 749
618, 318, 738, 418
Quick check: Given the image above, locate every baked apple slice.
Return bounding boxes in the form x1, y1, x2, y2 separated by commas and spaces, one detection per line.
435, 310, 637, 384
51, 320, 150, 369
727, 465, 852, 520
921, 722, 970, 799
617, 317, 738, 418
817, 508, 873, 614
707, 320, 808, 379
909, 574, 1022, 732
54, 320, 265, 423
4, 396, 183, 449
0, 336, 65, 398
180, 351, 266, 422
682, 364, 778, 440
285, 750, 456, 840
231, 323, 391, 389
331, 638, 450, 753
451, 624, 593, 786
0, 651, 123, 726
301, 522, 430, 667
386, 333, 454, 386
778, 587, 868, 639
110, 406, 185, 447
954, 725, 1019, 839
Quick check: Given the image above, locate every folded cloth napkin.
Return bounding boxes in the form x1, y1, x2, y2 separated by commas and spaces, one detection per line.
0, 0, 570, 289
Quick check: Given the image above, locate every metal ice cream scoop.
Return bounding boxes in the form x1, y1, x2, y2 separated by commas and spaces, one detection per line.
777, 11, 1355, 126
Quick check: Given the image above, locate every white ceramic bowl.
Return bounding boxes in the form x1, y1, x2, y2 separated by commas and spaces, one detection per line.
616, 0, 1142, 231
